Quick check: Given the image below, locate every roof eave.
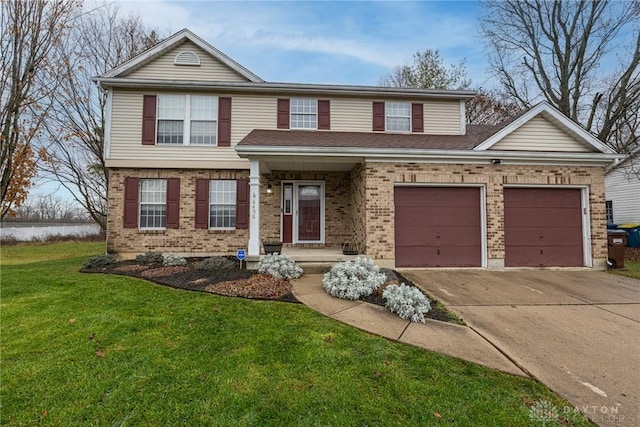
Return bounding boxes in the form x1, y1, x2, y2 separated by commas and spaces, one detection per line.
92, 77, 477, 99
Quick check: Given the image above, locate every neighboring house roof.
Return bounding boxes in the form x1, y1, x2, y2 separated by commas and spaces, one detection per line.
474, 102, 615, 154
605, 146, 640, 174
98, 28, 264, 82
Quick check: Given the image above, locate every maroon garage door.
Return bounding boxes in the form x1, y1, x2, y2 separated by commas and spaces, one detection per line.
394, 187, 482, 267
504, 188, 583, 267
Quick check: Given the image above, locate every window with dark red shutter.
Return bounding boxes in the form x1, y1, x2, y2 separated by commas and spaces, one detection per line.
195, 179, 209, 229
235, 179, 249, 229
142, 95, 157, 145
373, 101, 385, 131
166, 178, 180, 228
412, 103, 424, 133
277, 99, 290, 129
123, 177, 139, 228
318, 100, 330, 130
218, 97, 231, 146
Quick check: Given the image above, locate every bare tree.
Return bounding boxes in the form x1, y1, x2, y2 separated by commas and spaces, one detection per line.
0, 0, 80, 218
480, 0, 640, 155
11, 193, 88, 222
466, 90, 522, 125
41, 3, 161, 230
380, 49, 472, 90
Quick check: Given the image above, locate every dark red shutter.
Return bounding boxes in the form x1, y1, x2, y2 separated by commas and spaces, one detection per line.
277, 99, 290, 129
195, 179, 209, 229
166, 178, 180, 229
373, 101, 385, 131
218, 97, 231, 147
142, 95, 157, 145
123, 177, 139, 228
236, 179, 249, 229
412, 103, 424, 133
318, 100, 330, 130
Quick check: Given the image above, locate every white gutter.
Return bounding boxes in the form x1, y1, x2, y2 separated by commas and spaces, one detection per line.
235, 145, 623, 165
92, 78, 477, 100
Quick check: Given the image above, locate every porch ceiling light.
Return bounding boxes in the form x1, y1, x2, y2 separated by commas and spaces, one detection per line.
266, 183, 273, 194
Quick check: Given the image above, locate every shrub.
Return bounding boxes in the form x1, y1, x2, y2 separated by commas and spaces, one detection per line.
83, 254, 117, 269
195, 256, 236, 272
257, 253, 303, 280
383, 283, 431, 323
322, 257, 386, 300
163, 253, 187, 267
135, 251, 164, 265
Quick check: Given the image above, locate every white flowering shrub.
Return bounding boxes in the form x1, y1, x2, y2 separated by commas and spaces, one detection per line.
322, 257, 386, 300
257, 253, 303, 280
163, 253, 187, 267
383, 283, 431, 323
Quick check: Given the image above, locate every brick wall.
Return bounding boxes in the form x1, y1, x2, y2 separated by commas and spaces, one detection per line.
363, 162, 607, 267
108, 168, 250, 256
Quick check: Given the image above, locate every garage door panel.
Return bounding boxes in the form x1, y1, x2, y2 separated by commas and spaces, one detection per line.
395, 187, 482, 268
504, 188, 583, 267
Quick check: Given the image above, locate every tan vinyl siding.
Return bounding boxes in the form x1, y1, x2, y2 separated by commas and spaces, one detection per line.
231, 95, 277, 143
126, 40, 249, 82
424, 100, 462, 135
109, 89, 243, 164
331, 98, 372, 132
491, 116, 592, 152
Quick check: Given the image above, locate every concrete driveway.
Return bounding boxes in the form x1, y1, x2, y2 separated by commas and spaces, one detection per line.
402, 270, 640, 427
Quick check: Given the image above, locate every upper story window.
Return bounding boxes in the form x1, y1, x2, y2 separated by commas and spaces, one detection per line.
157, 94, 218, 145
385, 101, 411, 132
139, 179, 166, 229
290, 98, 317, 130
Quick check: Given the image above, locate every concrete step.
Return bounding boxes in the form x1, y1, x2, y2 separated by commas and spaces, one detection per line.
297, 262, 335, 274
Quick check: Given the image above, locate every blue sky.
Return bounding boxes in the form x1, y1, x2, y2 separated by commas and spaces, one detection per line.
114, 0, 491, 87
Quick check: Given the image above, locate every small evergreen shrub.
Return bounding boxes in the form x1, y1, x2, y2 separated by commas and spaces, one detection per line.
163, 253, 187, 267
257, 253, 303, 280
322, 257, 386, 300
83, 254, 117, 269
383, 283, 431, 323
135, 251, 164, 265
195, 256, 235, 272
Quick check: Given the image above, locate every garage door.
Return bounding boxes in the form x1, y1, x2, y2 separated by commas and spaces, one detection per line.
504, 188, 583, 267
394, 187, 482, 267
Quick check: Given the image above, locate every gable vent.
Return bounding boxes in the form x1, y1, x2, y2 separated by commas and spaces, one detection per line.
174, 51, 201, 66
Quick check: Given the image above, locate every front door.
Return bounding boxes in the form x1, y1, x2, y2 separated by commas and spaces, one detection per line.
296, 184, 322, 242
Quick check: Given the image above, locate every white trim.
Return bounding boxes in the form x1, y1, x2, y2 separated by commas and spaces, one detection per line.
94, 77, 477, 100
459, 99, 466, 135
236, 145, 621, 166
248, 160, 261, 256
393, 183, 487, 268
289, 98, 318, 131
292, 181, 325, 244
104, 88, 113, 160
101, 29, 262, 82
502, 184, 592, 267
473, 101, 615, 154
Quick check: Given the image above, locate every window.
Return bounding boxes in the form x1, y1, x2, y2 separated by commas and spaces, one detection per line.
209, 180, 236, 228
140, 179, 166, 228
290, 98, 317, 129
157, 95, 217, 145
385, 101, 411, 132
606, 200, 614, 223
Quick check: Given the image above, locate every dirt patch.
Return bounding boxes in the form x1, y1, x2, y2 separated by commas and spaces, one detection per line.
625, 247, 640, 262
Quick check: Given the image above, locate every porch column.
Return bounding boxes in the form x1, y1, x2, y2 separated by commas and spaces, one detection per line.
248, 159, 261, 257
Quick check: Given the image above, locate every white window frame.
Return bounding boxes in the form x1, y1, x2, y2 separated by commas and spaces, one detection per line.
290, 98, 318, 130
209, 179, 236, 230
385, 101, 411, 133
139, 178, 167, 230
156, 94, 218, 146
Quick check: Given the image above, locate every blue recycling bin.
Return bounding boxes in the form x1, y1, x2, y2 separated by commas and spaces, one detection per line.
617, 224, 640, 248
607, 223, 619, 230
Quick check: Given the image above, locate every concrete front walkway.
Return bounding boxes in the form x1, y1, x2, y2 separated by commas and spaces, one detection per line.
291, 274, 527, 377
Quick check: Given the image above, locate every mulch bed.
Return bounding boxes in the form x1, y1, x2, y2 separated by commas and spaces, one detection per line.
81, 257, 298, 303
82, 258, 460, 323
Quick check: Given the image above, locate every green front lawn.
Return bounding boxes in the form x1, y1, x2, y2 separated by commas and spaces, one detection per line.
1, 242, 592, 425
608, 260, 640, 280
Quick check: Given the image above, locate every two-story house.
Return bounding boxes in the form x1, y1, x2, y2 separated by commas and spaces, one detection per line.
96, 29, 619, 269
